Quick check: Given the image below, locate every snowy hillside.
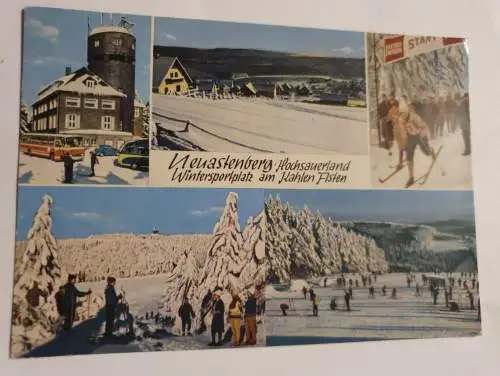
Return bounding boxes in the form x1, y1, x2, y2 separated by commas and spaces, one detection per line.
11, 195, 102, 358
265, 196, 388, 283
163, 192, 266, 333
344, 220, 476, 272
15, 233, 212, 283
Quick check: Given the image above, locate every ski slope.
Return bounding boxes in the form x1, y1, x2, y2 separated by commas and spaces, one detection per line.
18, 150, 148, 186
152, 95, 369, 155
371, 130, 472, 189
266, 273, 480, 346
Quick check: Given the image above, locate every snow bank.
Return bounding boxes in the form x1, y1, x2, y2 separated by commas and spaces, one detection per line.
289, 279, 309, 292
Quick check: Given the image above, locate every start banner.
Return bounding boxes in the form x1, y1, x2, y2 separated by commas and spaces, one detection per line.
384, 35, 465, 64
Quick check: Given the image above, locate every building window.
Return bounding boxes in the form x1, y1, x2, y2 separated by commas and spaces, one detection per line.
94, 40, 100, 48
65, 97, 80, 108
86, 80, 96, 88
65, 114, 80, 129
84, 98, 98, 109
34, 107, 38, 116
112, 39, 122, 46
101, 115, 115, 130
170, 72, 174, 78
134, 107, 140, 118
91, 139, 97, 146
101, 99, 115, 110
174, 72, 178, 78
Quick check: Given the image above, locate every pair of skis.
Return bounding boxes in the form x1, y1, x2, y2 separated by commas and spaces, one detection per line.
378, 145, 444, 188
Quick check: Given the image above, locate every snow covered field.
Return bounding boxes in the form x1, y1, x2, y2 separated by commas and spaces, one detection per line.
266, 273, 480, 346
18, 150, 148, 186
152, 95, 369, 154
371, 130, 472, 189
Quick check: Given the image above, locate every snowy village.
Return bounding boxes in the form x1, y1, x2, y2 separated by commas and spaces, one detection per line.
264, 190, 480, 346
11, 188, 266, 357
18, 9, 151, 186
150, 17, 368, 155
367, 34, 472, 189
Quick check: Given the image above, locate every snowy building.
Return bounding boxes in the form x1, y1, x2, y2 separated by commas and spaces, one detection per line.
152, 56, 193, 94
133, 93, 146, 136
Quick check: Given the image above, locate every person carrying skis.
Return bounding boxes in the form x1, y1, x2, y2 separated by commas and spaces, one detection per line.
398, 101, 437, 188
210, 290, 225, 346
62, 274, 91, 333
244, 287, 258, 345
62, 152, 74, 184
89, 150, 99, 177
227, 293, 243, 346
105, 276, 122, 337
178, 297, 196, 336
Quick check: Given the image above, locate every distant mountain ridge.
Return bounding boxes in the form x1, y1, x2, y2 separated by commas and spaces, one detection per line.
153, 45, 365, 79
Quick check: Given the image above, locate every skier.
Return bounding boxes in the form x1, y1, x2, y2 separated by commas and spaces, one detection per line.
391, 288, 397, 299
344, 290, 351, 311
415, 283, 421, 296
381, 285, 387, 296
385, 97, 406, 169
54, 285, 66, 331
458, 278, 462, 288
444, 289, 449, 308
178, 297, 196, 336
89, 150, 99, 177
330, 298, 337, 311
309, 288, 315, 302
468, 291, 475, 310
398, 102, 437, 188
348, 286, 353, 299
302, 286, 308, 299
244, 288, 258, 345
62, 152, 74, 184
355, 279, 359, 288
104, 276, 123, 337
62, 274, 91, 333
324, 277, 328, 288
448, 286, 453, 300
210, 290, 225, 346
312, 294, 320, 317
227, 293, 243, 346
378, 93, 391, 147
407, 275, 411, 288
433, 287, 439, 305
349, 278, 353, 287
280, 303, 289, 316
369, 286, 375, 297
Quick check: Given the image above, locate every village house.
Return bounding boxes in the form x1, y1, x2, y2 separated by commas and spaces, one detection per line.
31, 67, 133, 148
133, 93, 147, 136
152, 56, 193, 94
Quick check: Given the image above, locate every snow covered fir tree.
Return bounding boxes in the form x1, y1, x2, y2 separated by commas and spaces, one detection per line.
11, 194, 102, 358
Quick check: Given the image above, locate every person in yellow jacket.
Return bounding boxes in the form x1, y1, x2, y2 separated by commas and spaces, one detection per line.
227, 293, 243, 346
398, 100, 437, 187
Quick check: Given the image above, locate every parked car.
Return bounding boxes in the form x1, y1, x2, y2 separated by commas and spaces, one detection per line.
114, 139, 149, 171
94, 144, 119, 157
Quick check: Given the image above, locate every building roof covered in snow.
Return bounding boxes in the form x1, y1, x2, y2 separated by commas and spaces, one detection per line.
34, 67, 126, 105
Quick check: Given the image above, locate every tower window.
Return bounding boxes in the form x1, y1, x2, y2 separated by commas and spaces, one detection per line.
94, 40, 100, 48
112, 39, 122, 46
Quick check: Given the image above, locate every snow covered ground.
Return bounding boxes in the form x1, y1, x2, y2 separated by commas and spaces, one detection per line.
371, 130, 472, 189
266, 273, 480, 346
18, 150, 148, 186
152, 95, 369, 154
80, 273, 266, 353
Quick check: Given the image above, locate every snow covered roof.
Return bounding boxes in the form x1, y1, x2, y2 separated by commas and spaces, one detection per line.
34, 67, 126, 105
60, 129, 134, 136
89, 26, 133, 36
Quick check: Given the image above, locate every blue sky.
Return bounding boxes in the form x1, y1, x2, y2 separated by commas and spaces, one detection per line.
266, 189, 475, 224
16, 187, 264, 240
21, 7, 151, 108
154, 17, 364, 57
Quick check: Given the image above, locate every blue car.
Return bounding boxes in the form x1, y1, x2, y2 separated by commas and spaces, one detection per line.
94, 144, 119, 157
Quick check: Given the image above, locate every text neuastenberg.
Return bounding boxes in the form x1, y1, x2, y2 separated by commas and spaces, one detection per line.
167, 153, 352, 186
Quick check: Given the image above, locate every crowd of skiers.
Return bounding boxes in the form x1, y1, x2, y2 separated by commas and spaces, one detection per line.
376, 92, 470, 187
177, 287, 261, 347
284, 272, 480, 321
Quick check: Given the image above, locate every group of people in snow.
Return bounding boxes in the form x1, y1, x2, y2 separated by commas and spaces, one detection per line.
377, 92, 470, 187
178, 287, 260, 347
61, 150, 100, 184
54, 274, 133, 339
